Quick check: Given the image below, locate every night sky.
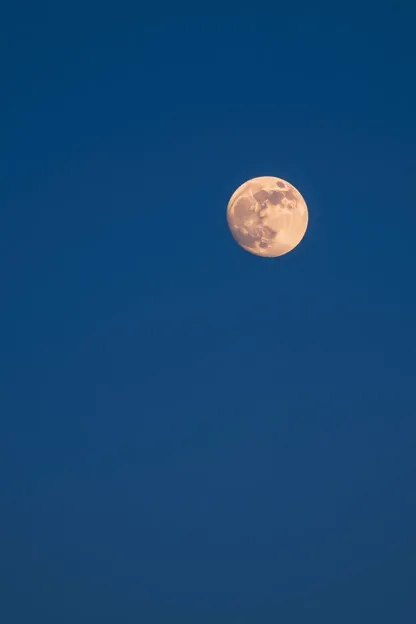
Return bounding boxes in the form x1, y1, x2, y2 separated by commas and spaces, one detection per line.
1, 3, 416, 622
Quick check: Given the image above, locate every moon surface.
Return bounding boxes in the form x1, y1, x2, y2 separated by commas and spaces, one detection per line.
227, 176, 308, 257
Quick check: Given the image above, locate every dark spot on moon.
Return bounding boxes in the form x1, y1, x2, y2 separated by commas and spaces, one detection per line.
277, 181, 285, 188
268, 191, 284, 205
285, 201, 296, 210
285, 190, 295, 200
233, 198, 254, 224
253, 190, 270, 203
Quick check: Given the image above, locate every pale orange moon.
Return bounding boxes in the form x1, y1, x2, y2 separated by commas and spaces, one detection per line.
226, 176, 309, 257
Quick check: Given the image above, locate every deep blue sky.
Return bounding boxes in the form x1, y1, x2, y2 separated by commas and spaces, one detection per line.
1, 3, 415, 622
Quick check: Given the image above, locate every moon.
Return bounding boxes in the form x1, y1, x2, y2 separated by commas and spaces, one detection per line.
227, 176, 309, 257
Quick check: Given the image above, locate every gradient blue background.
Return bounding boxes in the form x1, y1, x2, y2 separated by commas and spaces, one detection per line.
1, 2, 415, 622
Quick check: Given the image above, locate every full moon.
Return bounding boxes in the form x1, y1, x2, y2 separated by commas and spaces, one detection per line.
227, 176, 309, 257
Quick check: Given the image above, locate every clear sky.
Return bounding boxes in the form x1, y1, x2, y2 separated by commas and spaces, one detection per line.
1, 3, 415, 623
